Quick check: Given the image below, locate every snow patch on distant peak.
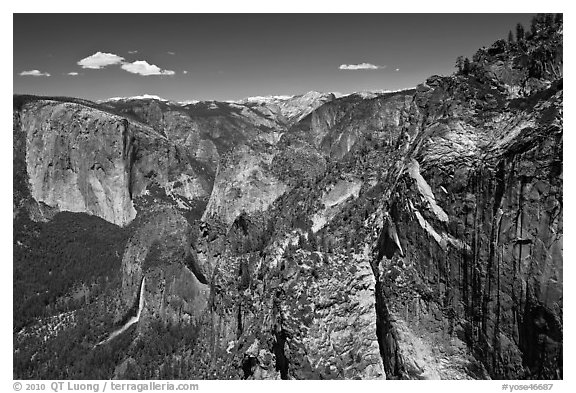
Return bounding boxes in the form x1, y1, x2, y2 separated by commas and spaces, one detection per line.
340, 87, 416, 99
239, 95, 295, 104
103, 94, 169, 102
178, 100, 200, 106
236, 91, 338, 104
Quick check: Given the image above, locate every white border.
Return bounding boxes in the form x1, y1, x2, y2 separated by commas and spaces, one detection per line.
3, 2, 573, 391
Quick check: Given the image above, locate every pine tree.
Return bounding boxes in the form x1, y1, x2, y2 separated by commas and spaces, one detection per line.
307, 229, 317, 251
508, 30, 515, 45
545, 13, 554, 28
455, 56, 464, 73
516, 23, 525, 42
463, 57, 471, 75
554, 13, 563, 26
530, 16, 538, 37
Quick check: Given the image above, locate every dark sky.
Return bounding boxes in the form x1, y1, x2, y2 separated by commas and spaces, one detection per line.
13, 14, 535, 102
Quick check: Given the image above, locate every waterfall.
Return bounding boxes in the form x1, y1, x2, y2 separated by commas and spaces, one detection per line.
95, 277, 146, 347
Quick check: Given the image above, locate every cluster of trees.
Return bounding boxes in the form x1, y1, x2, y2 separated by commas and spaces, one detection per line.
15, 299, 201, 380
13, 212, 129, 331
455, 13, 562, 76
260, 125, 392, 258
14, 284, 124, 379
511, 13, 562, 44
13, 212, 201, 379
455, 56, 473, 75
119, 320, 201, 379
297, 230, 318, 251
226, 212, 275, 255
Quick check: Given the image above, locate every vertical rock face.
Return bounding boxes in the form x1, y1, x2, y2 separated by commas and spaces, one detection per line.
287, 91, 414, 160
272, 91, 337, 124
377, 128, 563, 378
188, 233, 385, 380
20, 101, 137, 226
120, 206, 210, 326
370, 42, 562, 378
201, 145, 288, 227
15, 99, 217, 227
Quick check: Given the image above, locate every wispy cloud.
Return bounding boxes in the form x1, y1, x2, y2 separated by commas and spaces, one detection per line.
78, 52, 125, 69
121, 60, 175, 76
183, 70, 188, 74
338, 63, 385, 70
128, 50, 138, 54
67, 72, 79, 76
167, 51, 176, 55
19, 69, 50, 77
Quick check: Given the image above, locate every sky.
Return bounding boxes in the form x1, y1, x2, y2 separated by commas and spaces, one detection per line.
13, 14, 536, 102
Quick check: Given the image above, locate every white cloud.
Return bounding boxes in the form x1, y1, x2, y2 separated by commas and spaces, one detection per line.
167, 51, 176, 55
128, 50, 138, 54
338, 63, 385, 70
183, 70, 188, 74
78, 52, 125, 69
395, 68, 400, 72
75, 51, 175, 77
19, 69, 50, 77
67, 72, 79, 76
121, 60, 175, 76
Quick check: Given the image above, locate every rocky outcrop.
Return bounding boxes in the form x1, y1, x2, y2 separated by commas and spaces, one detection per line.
287, 91, 414, 160
14, 98, 216, 226
201, 145, 288, 228
369, 52, 562, 379
312, 178, 362, 232
187, 232, 384, 379
19, 101, 137, 226
120, 206, 210, 326
237, 91, 336, 125
270, 91, 336, 124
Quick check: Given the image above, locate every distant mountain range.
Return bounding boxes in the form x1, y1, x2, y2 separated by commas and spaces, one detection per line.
100, 88, 415, 105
